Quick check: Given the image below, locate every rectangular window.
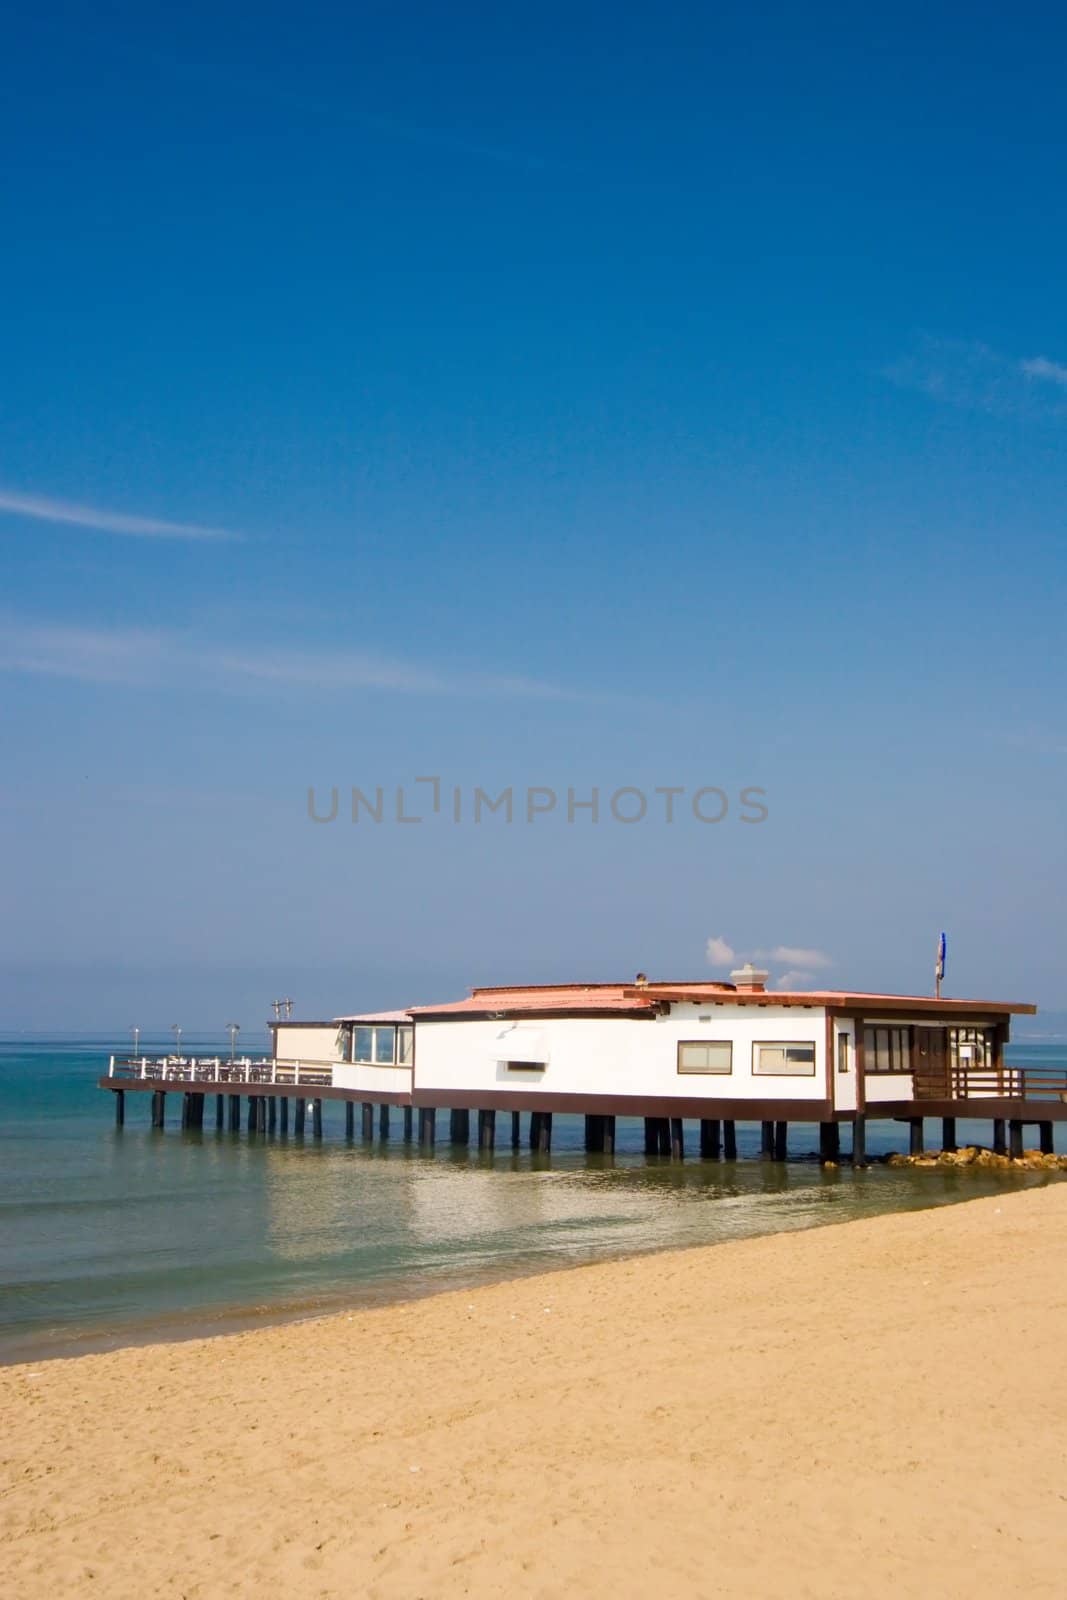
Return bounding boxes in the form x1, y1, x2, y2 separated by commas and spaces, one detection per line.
505, 1059, 545, 1072
863, 1027, 912, 1073
837, 1033, 849, 1074
372, 1025, 395, 1064
948, 1027, 993, 1070
353, 1026, 373, 1063
677, 1040, 733, 1074
353, 1025, 398, 1065
753, 1041, 816, 1076
397, 1025, 413, 1065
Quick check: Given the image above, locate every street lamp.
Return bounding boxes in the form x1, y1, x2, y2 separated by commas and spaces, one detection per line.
226, 1022, 240, 1062
171, 1023, 182, 1059
130, 1025, 140, 1062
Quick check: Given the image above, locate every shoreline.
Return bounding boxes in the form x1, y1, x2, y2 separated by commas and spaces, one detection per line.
3, 1185, 1066, 1596
4, 1161, 1061, 1370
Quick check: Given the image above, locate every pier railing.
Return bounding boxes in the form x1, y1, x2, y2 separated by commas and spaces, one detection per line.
913, 1065, 1067, 1102
107, 1056, 334, 1088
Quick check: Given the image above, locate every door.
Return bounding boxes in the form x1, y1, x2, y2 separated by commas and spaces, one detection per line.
913, 1026, 949, 1099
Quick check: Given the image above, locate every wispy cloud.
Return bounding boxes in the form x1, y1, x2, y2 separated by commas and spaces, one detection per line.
705, 936, 736, 968
755, 945, 834, 971
0, 488, 244, 542
0, 619, 578, 701
886, 337, 1067, 418
773, 969, 820, 991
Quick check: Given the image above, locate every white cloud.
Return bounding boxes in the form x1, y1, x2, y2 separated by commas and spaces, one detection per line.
756, 945, 833, 970
705, 936, 736, 967
1020, 355, 1067, 389
0, 487, 243, 541
774, 970, 820, 990
0, 619, 576, 701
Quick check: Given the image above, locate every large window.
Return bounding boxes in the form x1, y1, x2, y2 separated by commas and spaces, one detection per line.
397, 1025, 413, 1065
753, 1041, 816, 1076
353, 1024, 402, 1065
863, 1027, 911, 1074
948, 1027, 993, 1071
677, 1040, 733, 1074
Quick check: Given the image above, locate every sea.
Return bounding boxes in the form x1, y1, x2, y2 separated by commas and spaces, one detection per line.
2, 1036, 1063, 1365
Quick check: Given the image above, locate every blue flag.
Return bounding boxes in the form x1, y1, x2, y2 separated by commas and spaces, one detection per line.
936, 932, 946, 980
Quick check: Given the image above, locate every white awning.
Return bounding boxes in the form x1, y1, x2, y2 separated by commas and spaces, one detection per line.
488, 1026, 550, 1065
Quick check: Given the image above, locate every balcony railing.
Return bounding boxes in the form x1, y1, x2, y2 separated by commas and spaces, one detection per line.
912, 1064, 1067, 1101
108, 1056, 334, 1088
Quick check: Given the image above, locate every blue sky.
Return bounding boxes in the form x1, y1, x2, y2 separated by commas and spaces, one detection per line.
2, 1, 1065, 1031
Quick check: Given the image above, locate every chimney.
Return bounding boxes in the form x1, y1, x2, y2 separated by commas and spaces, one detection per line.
730, 962, 768, 994
633, 972, 649, 988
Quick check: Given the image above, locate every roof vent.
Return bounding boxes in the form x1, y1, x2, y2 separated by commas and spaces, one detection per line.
634, 971, 649, 988
730, 962, 769, 994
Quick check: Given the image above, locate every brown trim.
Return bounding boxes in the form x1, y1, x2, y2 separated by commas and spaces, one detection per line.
676, 1039, 734, 1075
413, 1006, 664, 1022
98, 1078, 409, 1105
408, 1089, 836, 1120
852, 1018, 867, 1111
659, 994, 1035, 1014
825, 1013, 835, 1112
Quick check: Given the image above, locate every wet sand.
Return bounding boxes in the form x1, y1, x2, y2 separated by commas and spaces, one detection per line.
2, 1182, 1065, 1598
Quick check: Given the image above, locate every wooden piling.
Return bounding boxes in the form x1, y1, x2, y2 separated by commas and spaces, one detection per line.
584, 1114, 604, 1153
852, 1115, 867, 1167
1039, 1121, 1054, 1155
699, 1119, 721, 1159
1009, 1119, 1024, 1158
418, 1106, 436, 1146
773, 1121, 788, 1162
819, 1121, 840, 1163
670, 1117, 685, 1160
312, 1099, 323, 1138
345, 1100, 354, 1138
511, 1110, 521, 1149
294, 1097, 306, 1135
449, 1109, 470, 1145
643, 1118, 659, 1155
267, 1096, 277, 1132
151, 1089, 166, 1128
602, 1115, 616, 1155
909, 1117, 924, 1156
228, 1094, 240, 1132
723, 1120, 737, 1160
536, 1111, 552, 1153
114, 1089, 125, 1127
362, 1102, 374, 1140
215, 1094, 224, 1130
246, 1097, 257, 1132
180, 1093, 190, 1130
279, 1095, 289, 1132
941, 1116, 957, 1154
403, 1105, 413, 1141
478, 1108, 496, 1151
992, 1118, 1007, 1154
379, 1104, 390, 1139
760, 1120, 775, 1158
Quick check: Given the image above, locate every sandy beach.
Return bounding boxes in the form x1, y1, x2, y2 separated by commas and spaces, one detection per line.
3, 1183, 1065, 1599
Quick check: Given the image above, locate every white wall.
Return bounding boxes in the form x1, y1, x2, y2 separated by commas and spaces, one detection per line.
333, 1064, 413, 1096
413, 1003, 830, 1102
273, 1024, 342, 1063
863, 1073, 913, 1103
832, 1019, 858, 1112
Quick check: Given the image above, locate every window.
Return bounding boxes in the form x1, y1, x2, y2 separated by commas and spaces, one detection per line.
677, 1040, 733, 1074
862, 1027, 912, 1074
948, 1027, 993, 1071
505, 1059, 545, 1072
753, 1041, 816, 1076
353, 1025, 397, 1065
397, 1025, 413, 1065
837, 1034, 850, 1074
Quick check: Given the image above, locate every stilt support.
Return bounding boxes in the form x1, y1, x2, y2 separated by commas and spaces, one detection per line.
449, 1109, 470, 1145
909, 1117, 924, 1156
345, 1101, 354, 1139
228, 1094, 240, 1132
992, 1118, 1006, 1155
530, 1111, 552, 1153
1039, 1121, 1054, 1155
151, 1089, 166, 1128
852, 1114, 867, 1167
700, 1119, 721, 1159
362, 1102, 374, 1140
773, 1121, 788, 1162
761, 1120, 775, 1158
1009, 1119, 1024, 1158
723, 1120, 737, 1160
115, 1089, 125, 1127
268, 1096, 277, 1133
280, 1096, 289, 1133
511, 1110, 521, 1149
294, 1097, 306, 1136
379, 1104, 390, 1140
602, 1115, 616, 1155
478, 1108, 496, 1151
941, 1116, 957, 1154
670, 1117, 685, 1160
403, 1105, 413, 1141
312, 1098, 323, 1138
819, 1121, 840, 1163
418, 1106, 436, 1146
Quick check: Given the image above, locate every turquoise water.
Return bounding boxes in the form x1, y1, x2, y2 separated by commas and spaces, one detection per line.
1, 1037, 1063, 1364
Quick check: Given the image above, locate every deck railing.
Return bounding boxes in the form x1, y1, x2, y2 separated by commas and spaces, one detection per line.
107, 1056, 334, 1088
911, 1064, 1067, 1102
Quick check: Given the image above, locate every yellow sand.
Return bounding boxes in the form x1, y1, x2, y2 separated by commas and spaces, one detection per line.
3, 1184, 1066, 1599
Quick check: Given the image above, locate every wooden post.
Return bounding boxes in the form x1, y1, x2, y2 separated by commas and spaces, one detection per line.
656, 1119, 671, 1156
941, 1116, 957, 1153
992, 1118, 1006, 1154
1009, 1119, 1024, 1158
361, 1102, 374, 1139
643, 1118, 658, 1155
151, 1089, 166, 1128
819, 1121, 840, 1163
852, 1114, 867, 1167
295, 1097, 306, 1135
537, 1111, 552, 1153
1039, 1121, 1054, 1155
909, 1117, 924, 1156
181, 1093, 190, 1130
279, 1095, 289, 1132
379, 1104, 390, 1140
699, 1119, 721, 1159
478, 1108, 496, 1151
760, 1120, 775, 1158
602, 1115, 616, 1155
584, 1114, 604, 1152
115, 1089, 125, 1127
195, 1094, 206, 1129
312, 1098, 323, 1138
268, 1096, 277, 1132
773, 1121, 788, 1162
449, 1109, 470, 1145
511, 1110, 521, 1149
228, 1094, 240, 1132
723, 1120, 737, 1160
246, 1096, 257, 1132
670, 1117, 685, 1160
216, 1094, 224, 1129
418, 1106, 436, 1146
345, 1100, 355, 1138
403, 1105, 413, 1141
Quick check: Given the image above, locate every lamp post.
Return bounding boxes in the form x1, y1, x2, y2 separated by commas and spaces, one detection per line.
226, 1022, 240, 1062
130, 1025, 140, 1062
171, 1023, 182, 1060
